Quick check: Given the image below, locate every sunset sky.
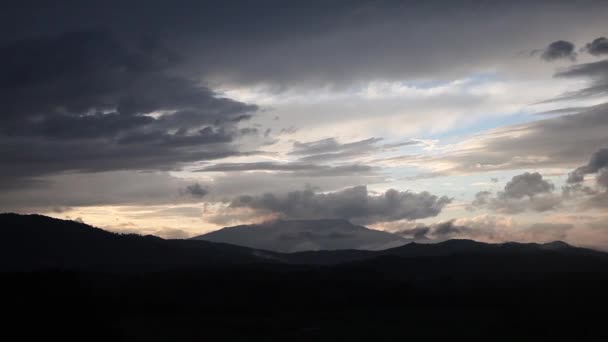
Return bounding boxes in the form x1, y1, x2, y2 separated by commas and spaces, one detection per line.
1, 0, 607, 249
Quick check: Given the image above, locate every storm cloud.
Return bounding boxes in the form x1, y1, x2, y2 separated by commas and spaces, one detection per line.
584, 37, 608, 56
0, 29, 259, 187
1, 1, 606, 87
229, 185, 451, 224
539, 40, 576, 61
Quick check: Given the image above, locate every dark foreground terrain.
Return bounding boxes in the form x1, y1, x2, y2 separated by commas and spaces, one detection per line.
2, 213, 607, 341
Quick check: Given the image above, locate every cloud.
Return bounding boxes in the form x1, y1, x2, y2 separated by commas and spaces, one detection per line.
394, 216, 504, 242
0, 171, 200, 212
398, 226, 431, 240
184, 183, 208, 198
502, 172, 554, 199
0, 29, 259, 186
2, 1, 606, 87
415, 102, 608, 175
565, 147, 608, 208
553, 59, 608, 99
195, 161, 375, 177
583, 37, 608, 56
539, 40, 576, 61
228, 185, 451, 225
567, 148, 608, 184
397, 216, 572, 244
470, 172, 561, 214
287, 137, 417, 163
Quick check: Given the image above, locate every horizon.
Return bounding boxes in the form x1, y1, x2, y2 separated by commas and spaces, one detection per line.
3, 212, 598, 253
1, 0, 607, 251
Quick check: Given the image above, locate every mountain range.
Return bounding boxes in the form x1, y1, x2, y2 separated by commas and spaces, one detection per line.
1, 213, 606, 271
2, 213, 608, 340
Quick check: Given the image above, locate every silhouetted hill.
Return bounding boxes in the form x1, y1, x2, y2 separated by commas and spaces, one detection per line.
0, 213, 279, 271
192, 219, 407, 252
2, 213, 606, 271
2, 213, 608, 341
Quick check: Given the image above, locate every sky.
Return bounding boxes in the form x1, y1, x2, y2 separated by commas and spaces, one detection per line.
1, 0, 608, 249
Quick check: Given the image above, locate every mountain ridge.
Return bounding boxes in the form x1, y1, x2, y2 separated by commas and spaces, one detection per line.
191, 218, 408, 252
1, 213, 606, 271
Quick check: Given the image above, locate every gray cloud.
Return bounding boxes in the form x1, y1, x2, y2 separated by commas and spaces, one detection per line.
398, 226, 431, 240
567, 148, 608, 184
288, 137, 417, 163
195, 161, 375, 177
229, 185, 451, 225
565, 147, 608, 208
399, 218, 573, 244
539, 40, 576, 61
432, 220, 469, 237
471, 191, 492, 207
0, 29, 259, 187
501, 172, 554, 199
184, 183, 208, 198
584, 37, 608, 56
1, 1, 606, 87
471, 172, 560, 214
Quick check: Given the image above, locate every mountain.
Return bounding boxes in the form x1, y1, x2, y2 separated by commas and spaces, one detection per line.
1, 213, 606, 271
3, 213, 608, 340
191, 219, 408, 252
0, 213, 280, 271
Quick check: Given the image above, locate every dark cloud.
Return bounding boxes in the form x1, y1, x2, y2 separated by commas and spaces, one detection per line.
398, 226, 431, 240
184, 183, 208, 198
501, 172, 554, 199
584, 37, 608, 56
565, 148, 608, 208
539, 40, 576, 61
229, 185, 451, 224
1, 1, 605, 87
567, 148, 608, 184
432, 220, 469, 237
471, 172, 560, 214
399, 218, 573, 244
395, 219, 471, 240
0, 29, 259, 186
